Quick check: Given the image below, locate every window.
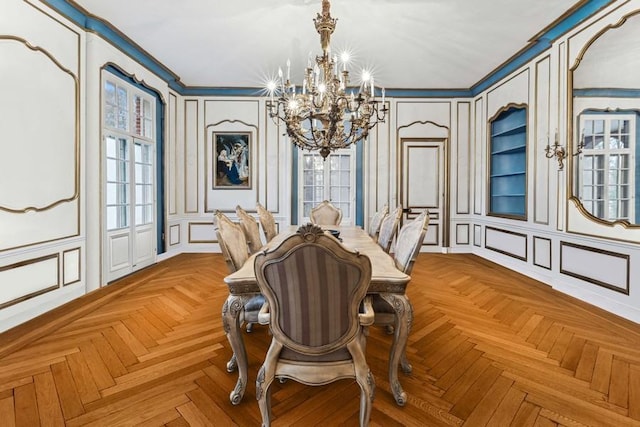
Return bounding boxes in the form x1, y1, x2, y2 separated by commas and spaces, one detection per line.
488, 105, 527, 219
577, 114, 635, 221
300, 150, 355, 224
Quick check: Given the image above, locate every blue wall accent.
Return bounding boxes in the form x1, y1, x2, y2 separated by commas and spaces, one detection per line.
43, 0, 613, 98
574, 88, 640, 98
105, 65, 166, 254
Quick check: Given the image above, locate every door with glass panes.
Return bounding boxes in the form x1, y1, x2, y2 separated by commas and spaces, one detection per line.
299, 149, 355, 225
103, 73, 157, 283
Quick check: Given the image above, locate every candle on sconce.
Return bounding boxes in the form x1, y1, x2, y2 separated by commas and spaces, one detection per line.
286, 59, 291, 81
370, 77, 374, 97
381, 87, 385, 104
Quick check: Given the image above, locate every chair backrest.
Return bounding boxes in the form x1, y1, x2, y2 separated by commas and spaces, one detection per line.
368, 204, 389, 240
236, 205, 263, 254
256, 202, 278, 243
254, 224, 371, 355
377, 205, 402, 253
214, 210, 249, 272
393, 210, 429, 275
310, 200, 342, 226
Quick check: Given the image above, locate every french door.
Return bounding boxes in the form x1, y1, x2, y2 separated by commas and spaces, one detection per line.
103, 73, 157, 283
299, 148, 356, 225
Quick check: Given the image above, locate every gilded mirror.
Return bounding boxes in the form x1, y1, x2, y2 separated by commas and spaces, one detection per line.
570, 11, 640, 226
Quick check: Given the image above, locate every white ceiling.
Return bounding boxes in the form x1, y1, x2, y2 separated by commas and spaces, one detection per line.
73, 0, 581, 90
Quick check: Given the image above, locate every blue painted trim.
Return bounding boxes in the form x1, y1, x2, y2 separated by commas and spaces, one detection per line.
291, 144, 299, 225
105, 65, 166, 254
355, 141, 364, 227
574, 88, 640, 98
43, 0, 612, 98
471, 0, 612, 95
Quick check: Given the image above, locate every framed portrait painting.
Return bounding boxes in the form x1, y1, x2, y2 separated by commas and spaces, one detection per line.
213, 132, 251, 189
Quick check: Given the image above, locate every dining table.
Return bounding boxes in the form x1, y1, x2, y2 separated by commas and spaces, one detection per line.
222, 225, 412, 406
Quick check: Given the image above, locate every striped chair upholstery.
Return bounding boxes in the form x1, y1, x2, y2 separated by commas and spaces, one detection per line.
254, 224, 375, 426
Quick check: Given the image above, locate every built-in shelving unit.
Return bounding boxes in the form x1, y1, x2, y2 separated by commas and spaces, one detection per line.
489, 105, 527, 219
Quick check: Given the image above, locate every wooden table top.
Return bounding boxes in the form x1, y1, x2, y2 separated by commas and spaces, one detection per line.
224, 225, 410, 294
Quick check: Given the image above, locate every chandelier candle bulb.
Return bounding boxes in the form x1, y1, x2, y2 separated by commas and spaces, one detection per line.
266, 0, 386, 159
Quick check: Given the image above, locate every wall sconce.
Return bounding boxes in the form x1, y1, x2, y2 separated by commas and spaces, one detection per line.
573, 130, 585, 156
545, 130, 566, 170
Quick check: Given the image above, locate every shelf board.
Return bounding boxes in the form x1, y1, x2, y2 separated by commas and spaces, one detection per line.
490, 171, 526, 178
491, 124, 526, 138
491, 146, 526, 155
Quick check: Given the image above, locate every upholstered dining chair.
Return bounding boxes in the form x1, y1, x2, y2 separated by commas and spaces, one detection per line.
368, 204, 389, 241
236, 205, 264, 254
377, 205, 402, 253
373, 210, 429, 377
254, 224, 376, 427
256, 202, 277, 243
214, 210, 265, 337
309, 200, 342, 226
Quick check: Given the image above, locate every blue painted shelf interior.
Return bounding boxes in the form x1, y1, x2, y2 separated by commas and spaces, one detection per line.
490, 107, 527, 218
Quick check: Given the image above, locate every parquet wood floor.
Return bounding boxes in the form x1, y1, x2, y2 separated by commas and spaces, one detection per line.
1, 252, 640, 426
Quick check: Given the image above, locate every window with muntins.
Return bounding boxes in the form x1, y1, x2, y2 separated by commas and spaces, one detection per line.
577, 113, 636, 222
488, 105, 527, 219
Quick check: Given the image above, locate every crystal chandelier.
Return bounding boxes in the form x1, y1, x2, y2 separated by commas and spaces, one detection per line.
266, 0, 387, 159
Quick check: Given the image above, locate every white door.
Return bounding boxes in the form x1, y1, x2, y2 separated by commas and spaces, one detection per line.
299, 148, 356, 225
103, 74, 157, 283
399, 139, 446, 251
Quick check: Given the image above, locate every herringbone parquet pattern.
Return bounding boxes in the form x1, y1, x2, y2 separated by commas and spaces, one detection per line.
1, 252, 639, 426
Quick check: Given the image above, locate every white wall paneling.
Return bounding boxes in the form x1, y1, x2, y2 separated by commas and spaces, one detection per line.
0, 254, 59, 310
188, 222, 216, 244
485, 226, 527, 261
456, 102, 471, 215
473, 224, 482, 247
455, 224, 470, 245
533, 236, 552, 270
184, 100, 199, 213
62, 247, 81, 286
169, 224, 181, 246
534, 56, 551, 225
560, 241, 629, 294
204, 99, 260, 213
167, 93, 178, 215
473, 98, 484, 215
365, 101, 392, 230
0, 2, 81, 252
486, 70, 530, 118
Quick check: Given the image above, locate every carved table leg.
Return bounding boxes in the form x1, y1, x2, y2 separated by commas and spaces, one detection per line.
222, 295, 248, 405
379, 293, 413, 406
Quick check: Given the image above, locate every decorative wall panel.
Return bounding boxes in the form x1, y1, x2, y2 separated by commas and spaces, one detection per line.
62, 247, 81, 285
0, 36, 79, 251
456, 102, 471, 214
0, 254, 59, 309
456, 224, 470, 245
560, 242, 629, 294
188, 222, 216, 244
485, 226, 527, 261
533, 236, 552, 270
184, 100, 199, 213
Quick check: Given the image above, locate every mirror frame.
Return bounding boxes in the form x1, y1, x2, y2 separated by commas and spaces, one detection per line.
568, 10, 640, 230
